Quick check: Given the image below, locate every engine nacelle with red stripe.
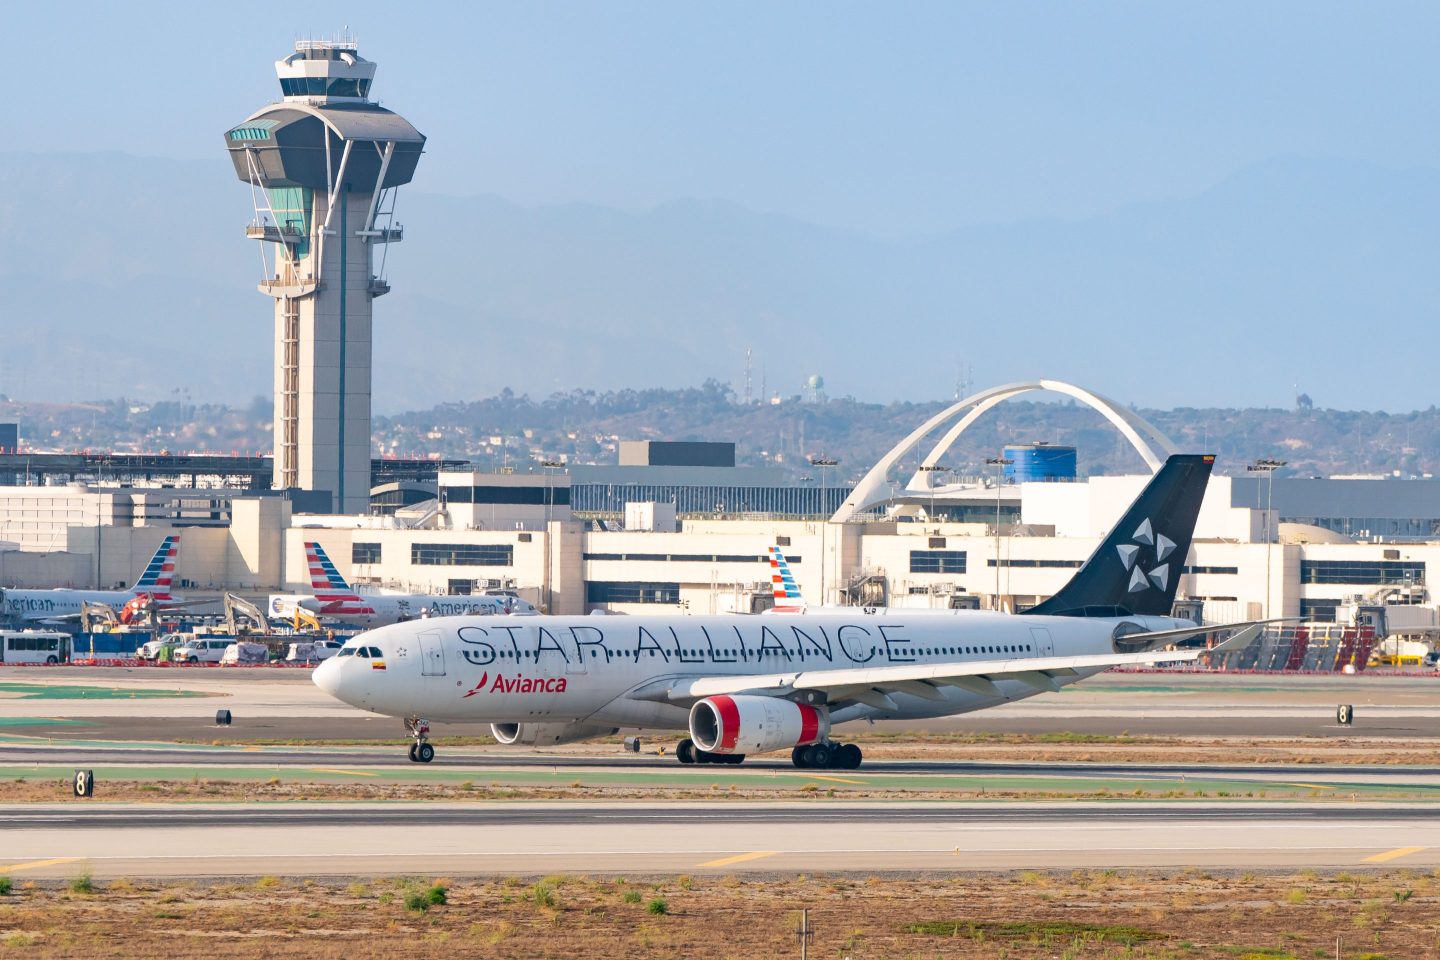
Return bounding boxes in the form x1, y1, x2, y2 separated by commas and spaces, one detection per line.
490, 721, 619, 746
688, 695, 829, 756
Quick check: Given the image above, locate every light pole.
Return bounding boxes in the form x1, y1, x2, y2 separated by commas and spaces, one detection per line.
918, 463, 949, 524
540, 459, 563, 613
809, 457, 837, 606
1247, 458, 1286, 619
984, 457, 1013, 610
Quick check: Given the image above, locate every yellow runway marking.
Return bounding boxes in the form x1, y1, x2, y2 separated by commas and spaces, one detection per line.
805, 774, 866, 785
307, 768, 378, 778
241, 746, 263, 752
0, 857, 81, 874
698, 851, 780, 868
1364, 846, 1427, 864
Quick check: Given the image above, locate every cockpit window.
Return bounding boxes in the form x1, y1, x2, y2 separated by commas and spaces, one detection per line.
367, 647, 384, 658
336, 648, 355, 657
355, 647, 370, 659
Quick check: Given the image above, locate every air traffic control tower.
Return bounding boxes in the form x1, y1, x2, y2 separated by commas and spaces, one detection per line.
224, 40, 424, 513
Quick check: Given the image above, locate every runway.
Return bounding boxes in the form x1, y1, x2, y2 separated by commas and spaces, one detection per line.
2, 801, 1437, 879
4, 668, 1440, 880
2, 736, 1440, 788
5, 668, 1440, 741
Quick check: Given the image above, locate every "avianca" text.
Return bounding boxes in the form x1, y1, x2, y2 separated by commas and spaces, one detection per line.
490, 674, 568, 694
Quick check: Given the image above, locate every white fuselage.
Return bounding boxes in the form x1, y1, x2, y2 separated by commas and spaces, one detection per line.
268, 592, 528, 627
2, 588, 153, 623
314, 610, 1188, 731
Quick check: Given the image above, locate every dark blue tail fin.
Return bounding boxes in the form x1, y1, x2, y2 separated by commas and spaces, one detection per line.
1029, 454, 1214, 618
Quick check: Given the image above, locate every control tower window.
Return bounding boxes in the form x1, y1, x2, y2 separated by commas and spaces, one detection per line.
280, 76, 370, 98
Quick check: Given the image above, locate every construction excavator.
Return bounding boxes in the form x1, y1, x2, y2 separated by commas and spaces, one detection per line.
222, 593, 272, 636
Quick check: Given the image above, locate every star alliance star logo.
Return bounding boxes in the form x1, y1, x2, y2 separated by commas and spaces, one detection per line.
1116, 517, 1175, 593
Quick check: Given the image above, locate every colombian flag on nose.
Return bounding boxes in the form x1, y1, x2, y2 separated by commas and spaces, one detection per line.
371, 660, 386, 671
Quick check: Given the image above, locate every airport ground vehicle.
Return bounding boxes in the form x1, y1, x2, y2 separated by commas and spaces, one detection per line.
0, 630, 71, 664
221, 641, 270, 665
315, 455, 1266, 768
171, 637, 236, 664
286, 639, 343, 662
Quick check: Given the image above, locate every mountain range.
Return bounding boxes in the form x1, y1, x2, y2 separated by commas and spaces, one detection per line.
0, 151, 1434, 412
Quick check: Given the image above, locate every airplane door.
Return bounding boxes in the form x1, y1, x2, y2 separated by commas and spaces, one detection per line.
1029, 627, 1054, 657
565, 628, 588, 676
417, 629, 446, 677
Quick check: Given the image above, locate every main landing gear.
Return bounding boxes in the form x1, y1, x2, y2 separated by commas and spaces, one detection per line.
405, 717, 434, 763
675, 738, 744, 765
792, 741, 862, 770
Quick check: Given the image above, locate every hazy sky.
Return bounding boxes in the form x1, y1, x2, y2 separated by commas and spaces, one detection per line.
4, 2, 1434, 236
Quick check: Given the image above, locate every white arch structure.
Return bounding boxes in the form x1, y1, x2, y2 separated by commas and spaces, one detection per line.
830, 379, 1178, 523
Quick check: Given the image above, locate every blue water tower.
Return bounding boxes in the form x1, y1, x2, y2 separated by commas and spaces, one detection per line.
1003, 443, 1077, 482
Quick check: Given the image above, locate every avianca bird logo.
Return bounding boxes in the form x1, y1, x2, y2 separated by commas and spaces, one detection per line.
462, 673, 489, 698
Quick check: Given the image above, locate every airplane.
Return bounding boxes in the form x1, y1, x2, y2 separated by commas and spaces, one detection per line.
762, 545, 982, 615
269, 541, 537, 627
0, 535, 198, 623
314, 454, 1265, 769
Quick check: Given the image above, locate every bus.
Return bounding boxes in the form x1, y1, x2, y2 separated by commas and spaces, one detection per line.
0, 631, 71, 665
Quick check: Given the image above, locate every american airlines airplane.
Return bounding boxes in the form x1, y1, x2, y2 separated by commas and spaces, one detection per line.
762, 544, 976, 615
314, 455, 1260, 769
269, 542, 536, 627
1, 535, 187, 623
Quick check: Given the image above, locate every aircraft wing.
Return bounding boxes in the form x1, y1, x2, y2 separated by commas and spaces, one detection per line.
154, 599, 218, 611
630, 622, 1263, 710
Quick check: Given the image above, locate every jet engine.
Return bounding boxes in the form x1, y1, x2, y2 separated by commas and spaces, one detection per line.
688, 695, 829, 755
490, 722, 619, 746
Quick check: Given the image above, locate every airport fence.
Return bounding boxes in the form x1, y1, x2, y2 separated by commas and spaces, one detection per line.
1116, 625, 1382, 674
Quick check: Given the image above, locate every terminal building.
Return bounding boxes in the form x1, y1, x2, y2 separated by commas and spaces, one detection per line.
3, 384, 1440, 641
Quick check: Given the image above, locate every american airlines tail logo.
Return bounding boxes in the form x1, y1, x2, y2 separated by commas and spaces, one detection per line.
462, 672, 569, 697
305, 542, 352, 592
768, 545, 804, 609
135, 535, 180, 594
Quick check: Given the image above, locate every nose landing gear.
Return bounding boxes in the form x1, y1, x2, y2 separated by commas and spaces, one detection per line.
405, 717, 434, 763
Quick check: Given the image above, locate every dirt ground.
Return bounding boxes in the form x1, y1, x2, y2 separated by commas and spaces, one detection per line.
0, 870, 1434, 959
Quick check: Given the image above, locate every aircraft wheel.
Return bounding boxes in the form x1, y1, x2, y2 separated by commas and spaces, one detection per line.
805, 743, 831, 768
416, 742, 435, 764
676, 739, 696, 764
407, 743, 419, 763
791, 746, 810, 768
723, 754, 745, 765
838, 743, 863, 769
